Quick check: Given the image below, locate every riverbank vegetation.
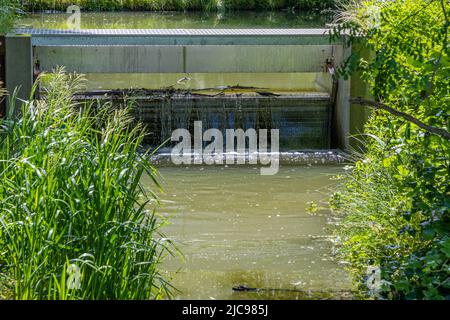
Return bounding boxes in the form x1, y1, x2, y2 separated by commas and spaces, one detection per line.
0, 70, 173, 299
331, 0, 450, 299
24, 0, 335, 12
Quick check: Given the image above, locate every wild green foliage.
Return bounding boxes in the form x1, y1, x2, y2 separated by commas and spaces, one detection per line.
0, 69, 174, 299
24, 0, 335, 12
331, 0, 449, 299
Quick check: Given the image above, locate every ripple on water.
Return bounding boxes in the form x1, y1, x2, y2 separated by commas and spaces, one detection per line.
145, 165, 352, 300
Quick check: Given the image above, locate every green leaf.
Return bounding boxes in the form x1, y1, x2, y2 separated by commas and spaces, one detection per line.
440, 238, 450, 258
397, 165, 409, 176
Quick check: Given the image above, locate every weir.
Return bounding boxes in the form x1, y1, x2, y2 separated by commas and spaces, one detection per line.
5, 28, 364, 150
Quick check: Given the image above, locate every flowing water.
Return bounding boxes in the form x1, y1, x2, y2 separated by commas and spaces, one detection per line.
148, 165, 352, 300
135, 94, 331, 150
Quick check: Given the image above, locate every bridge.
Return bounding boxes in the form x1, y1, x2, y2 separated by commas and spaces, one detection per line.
4, 28, 368, 149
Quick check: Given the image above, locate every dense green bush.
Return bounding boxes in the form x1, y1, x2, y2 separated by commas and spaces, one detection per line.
331, 0, 449, 299
0, 70, 173, 299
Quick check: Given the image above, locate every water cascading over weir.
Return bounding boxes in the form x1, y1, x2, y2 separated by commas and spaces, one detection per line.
4, 29, 364, 156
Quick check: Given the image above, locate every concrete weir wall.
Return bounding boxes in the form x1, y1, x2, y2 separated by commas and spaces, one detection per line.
5, 35, 33, 109
35, 45, 338, 73
5, 29, 356, 150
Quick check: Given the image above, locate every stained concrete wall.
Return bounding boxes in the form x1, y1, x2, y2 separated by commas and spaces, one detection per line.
35, 45, 338, 74
36, 46, 184, 73
184, 45, 336, 73
5, 35, 33, 115
349, 43, 373, 150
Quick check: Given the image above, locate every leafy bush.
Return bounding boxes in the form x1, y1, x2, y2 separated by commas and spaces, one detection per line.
331, 0, 450, 299
0, 69, 173, 299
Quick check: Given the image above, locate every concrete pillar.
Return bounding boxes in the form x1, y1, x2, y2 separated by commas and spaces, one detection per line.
349, 42, 373, 150
0, 36, 6, 117
35, 45, 335, 74
5, 34, 33, 116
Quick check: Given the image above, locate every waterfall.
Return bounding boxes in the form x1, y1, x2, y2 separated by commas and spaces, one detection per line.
137, 94, 331, 151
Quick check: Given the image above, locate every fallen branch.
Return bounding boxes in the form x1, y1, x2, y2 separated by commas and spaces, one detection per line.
350, 97, 450, 141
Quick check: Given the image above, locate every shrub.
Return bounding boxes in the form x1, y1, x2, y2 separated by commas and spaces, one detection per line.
0, 69, 174, 299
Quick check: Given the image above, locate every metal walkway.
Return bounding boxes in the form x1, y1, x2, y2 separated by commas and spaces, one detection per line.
15, 28, 335, 46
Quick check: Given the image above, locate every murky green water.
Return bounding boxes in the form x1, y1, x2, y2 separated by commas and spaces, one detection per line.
20, 11, 332, 29
148, 165, 351, 300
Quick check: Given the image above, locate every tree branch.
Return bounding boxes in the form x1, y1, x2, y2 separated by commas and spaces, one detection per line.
350, 97, 450, 141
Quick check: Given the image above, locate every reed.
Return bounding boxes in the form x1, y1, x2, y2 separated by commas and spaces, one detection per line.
0, 68, 174, 299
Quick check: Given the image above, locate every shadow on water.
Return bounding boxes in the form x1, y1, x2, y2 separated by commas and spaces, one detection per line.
147, 165, 353, 300
229, 272, 354, 300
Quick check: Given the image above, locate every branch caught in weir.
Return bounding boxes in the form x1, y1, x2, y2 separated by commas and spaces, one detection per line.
350, 97, 450, 141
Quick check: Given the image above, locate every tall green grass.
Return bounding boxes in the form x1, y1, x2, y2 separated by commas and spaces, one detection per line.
0, 0, 23, 33
0, 69, 174, 299
25, 0, 335, 12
